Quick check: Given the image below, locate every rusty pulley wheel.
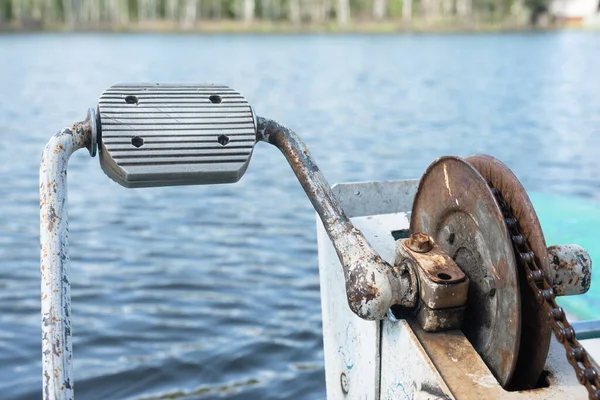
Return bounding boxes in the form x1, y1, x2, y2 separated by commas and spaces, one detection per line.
466, 154, 552, 390
411, 155, 522, 387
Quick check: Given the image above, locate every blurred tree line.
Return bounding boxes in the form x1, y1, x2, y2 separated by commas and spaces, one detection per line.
0, 0, 541, 29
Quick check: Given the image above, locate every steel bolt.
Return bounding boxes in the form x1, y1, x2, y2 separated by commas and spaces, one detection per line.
483, 276, 496, 297
340, 372, 349, 394
406, 232, 434, 253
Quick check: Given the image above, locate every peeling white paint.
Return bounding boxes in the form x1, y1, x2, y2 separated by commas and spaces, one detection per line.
40, 120, 92, 400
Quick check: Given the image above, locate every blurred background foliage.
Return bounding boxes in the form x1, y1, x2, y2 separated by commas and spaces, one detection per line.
0, 0, 543, 31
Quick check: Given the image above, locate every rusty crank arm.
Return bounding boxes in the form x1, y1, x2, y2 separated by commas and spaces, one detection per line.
256, 116, 418, 319
39, 84, 417, 399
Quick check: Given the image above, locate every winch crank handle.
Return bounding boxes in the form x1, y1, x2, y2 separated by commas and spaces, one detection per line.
39, 109, 97, 400
256, 117, 418, 320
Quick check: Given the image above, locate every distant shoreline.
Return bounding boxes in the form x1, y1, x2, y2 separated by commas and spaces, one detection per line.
0, 19, 593, 34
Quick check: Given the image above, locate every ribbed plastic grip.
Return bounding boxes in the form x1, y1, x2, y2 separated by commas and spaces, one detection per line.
98, 83, 257, 188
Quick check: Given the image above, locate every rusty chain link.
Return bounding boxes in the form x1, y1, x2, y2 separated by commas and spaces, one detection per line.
489, 185, 600, 400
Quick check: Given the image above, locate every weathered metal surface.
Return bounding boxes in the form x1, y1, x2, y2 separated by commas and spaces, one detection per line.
98, 83, 256, 188
40, 110, 96, 400
474, 155, 600, 397
548, 244, 592, 296
411, 156, 521, 387
395, 238, 469, 332
405, 232, 434, 253
396, 239, 469, 308
415, 305, 466, 332
331, 179, 419, 218
466, 154, 552, 391
466, 154, 551, 280
258, 117, 418, 320
396, 235, 469, 332
411, 322, 590, 399
321, 179, 600, 400
318, 211, 412, 399
381, 319, 453, 400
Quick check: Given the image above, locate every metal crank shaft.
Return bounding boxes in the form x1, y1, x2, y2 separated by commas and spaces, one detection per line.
256, 117, 417, 320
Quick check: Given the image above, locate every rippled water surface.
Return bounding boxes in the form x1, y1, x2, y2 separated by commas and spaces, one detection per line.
1, 32, 600, 399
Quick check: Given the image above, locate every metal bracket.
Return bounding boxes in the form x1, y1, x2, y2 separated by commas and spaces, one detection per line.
394, 233, 469, 332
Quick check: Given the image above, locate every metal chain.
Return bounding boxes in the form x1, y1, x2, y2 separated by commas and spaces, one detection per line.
489, 186, 600, 400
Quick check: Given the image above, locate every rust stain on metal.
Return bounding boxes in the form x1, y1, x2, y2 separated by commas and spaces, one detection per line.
399, 241, 467, 285
466, 154, 552, 390
396, 237, 469, 331
256, 116, 418, 320
406, 232, 434, 253
40, 112, 95, 400
547, 244, 592, 296
411, 155, 522, 387
412, 322, 499, 399
369, 281, 380, 297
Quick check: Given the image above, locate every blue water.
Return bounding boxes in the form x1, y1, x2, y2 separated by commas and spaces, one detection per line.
0, 32, 599, 399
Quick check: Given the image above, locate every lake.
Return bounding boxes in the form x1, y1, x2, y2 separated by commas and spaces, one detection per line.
1, 32, 599, 399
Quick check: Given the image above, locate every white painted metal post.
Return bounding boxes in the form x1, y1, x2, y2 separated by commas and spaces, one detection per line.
317, 180, 418, 399
40, 110, 96, 400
